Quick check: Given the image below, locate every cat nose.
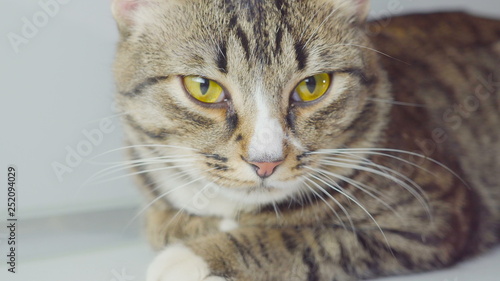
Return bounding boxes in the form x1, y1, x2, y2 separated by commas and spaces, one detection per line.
247, 160, 284, 178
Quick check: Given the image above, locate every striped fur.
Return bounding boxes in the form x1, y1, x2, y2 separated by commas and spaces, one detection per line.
111, 1, 500, 280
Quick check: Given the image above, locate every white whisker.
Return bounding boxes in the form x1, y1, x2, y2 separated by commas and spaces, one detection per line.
318, 159, 432, 220
367, 98, 427, 108
334, 43, 411, 65
90, 144, 199, 161
323, 148, 468, 188
85, 157, 196, 184
161, 182, 218, 233
84, 111, 133, 125
303, 7, 340, 50
87, 154, 194, 166
302, 175, 350, 232
313, 167, 403, 222
271, 200, 282, 220
122, 169, 216, 232
305, 167, 394, 252
82, 164, 194, 186
333, 150, 438, 178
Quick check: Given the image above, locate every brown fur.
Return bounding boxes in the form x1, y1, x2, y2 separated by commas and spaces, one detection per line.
112, 1, 500, 280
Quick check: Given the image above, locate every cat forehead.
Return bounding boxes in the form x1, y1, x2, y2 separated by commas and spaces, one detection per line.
119, 0, 366, 94
135, 1, 360, 73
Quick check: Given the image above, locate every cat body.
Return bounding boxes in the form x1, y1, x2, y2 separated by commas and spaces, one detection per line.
111, 0, 500, 280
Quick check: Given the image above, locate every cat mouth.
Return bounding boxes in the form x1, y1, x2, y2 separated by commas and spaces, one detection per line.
243, 176, 303, 192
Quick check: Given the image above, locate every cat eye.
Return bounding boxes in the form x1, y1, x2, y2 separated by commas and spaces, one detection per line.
183, 76, 226, 104
291, 73, 331, 103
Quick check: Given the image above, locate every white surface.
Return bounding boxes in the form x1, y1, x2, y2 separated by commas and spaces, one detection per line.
1, 0, 499, 280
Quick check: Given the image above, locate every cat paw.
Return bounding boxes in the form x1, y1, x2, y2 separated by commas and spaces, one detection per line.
147, 243, 226, 281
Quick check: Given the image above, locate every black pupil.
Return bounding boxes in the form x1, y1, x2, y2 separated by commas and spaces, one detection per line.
305, 76, 317, 93
200, 78, 210, 95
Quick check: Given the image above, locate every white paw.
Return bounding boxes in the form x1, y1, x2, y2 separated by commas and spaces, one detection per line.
147, 243, 225, 281
218, 218, 239, 232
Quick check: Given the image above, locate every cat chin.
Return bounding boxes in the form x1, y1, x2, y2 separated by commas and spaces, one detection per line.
155, 172, 303, 218
222, 178, 304, 204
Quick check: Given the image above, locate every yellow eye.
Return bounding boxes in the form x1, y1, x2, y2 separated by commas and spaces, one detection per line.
183, 76, 225, 104
293, 73, 331, 102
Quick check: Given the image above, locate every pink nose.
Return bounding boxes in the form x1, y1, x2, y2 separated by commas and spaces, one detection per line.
248, 160, 284, 178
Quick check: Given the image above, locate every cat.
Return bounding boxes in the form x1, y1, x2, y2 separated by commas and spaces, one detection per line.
111, 0, 500, 280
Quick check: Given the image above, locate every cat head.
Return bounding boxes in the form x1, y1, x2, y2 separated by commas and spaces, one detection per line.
112, 0, 390, 209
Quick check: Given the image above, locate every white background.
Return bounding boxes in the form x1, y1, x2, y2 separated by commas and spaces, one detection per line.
0, 1, 499, 281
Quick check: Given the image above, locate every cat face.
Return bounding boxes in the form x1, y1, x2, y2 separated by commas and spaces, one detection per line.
113, 0, 389, 207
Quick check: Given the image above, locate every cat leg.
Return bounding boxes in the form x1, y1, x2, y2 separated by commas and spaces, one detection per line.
147, 221, 473, 281
146, 207, 223, 250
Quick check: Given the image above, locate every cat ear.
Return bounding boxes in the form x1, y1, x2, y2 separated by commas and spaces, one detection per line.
354, 0, 370, 21
338, 0, 370, 22
111, 0, 153, 31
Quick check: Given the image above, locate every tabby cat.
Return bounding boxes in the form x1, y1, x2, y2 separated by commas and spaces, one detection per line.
111, 0, 500, 280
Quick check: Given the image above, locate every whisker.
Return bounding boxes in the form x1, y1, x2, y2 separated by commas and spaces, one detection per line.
161, 182, 218, 233
332, 150, 438, 179
87, 154, 194, 166
318, 159, 432, 220
122, 169, 216, 232
298, 8, 323, 41
85, 157, 196, 184
367, 98, 427, 108
319, 165, 393, 205
297, 179, 317, 218
305, 167, 394, 253
323, 154, 434, 191
303, 7, 340, 50
334, 43, 411, 65
326, 148, 468, 188
84, 111, 133, 125
313, 167, 403, 221
90, 144, 199, 161
302, 174, 353, 232
82, 164, 194, 186
148, 168, 200, 193
271, 200, 282, 220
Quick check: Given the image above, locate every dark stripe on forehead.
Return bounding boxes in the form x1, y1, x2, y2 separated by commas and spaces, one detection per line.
120, 76, 169, 97
236, 26, 251, 61
275, 26, 283, 54
294, 42, 308, 70
216, 41, 229, 73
